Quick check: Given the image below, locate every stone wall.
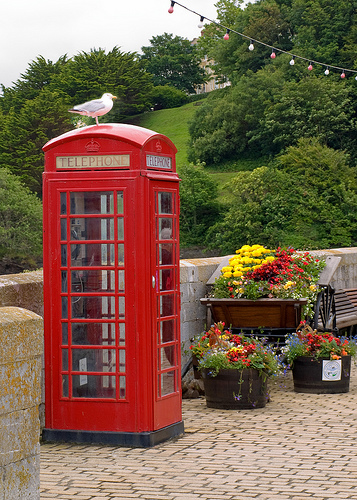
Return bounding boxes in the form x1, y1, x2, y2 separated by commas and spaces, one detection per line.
0, 307, 43, 500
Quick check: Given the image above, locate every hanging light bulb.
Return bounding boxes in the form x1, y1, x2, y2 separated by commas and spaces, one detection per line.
324, 67, 330, 76
308, 63, 313, 71
198, 16, 205, 28
341, 71, 346, 79
270, 50, 276, 59
168, 1, 175, 13
289, 57, 295, 66
248, 40, 254, 51
223, 29, 230, 40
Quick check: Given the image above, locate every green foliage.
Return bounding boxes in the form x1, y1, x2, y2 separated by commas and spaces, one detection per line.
188, 67, 285, 164
149, 85, 188, 110
251, 76, 357, 156
0, 168, 42, 258
178, 163, 222, 246
52, 47, 154, 121
189, 68, 357, 164
141, 33, 206, 93
0, 89, 71, 196
206, 139, 357, 253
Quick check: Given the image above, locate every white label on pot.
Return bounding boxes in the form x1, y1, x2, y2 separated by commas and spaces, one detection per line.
322, 359, 341, 381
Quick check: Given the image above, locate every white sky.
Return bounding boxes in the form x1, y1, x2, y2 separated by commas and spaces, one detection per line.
0, 0, 220, 88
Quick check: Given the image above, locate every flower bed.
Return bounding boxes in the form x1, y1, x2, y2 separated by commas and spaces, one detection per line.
211, 244, 325, 319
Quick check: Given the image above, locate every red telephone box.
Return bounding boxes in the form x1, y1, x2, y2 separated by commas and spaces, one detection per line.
42, 124, 183, 446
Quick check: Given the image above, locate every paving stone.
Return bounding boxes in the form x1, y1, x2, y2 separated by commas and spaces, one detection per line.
40, 365, 357, 499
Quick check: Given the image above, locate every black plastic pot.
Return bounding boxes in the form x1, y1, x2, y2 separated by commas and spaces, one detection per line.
292, 355, 351, 394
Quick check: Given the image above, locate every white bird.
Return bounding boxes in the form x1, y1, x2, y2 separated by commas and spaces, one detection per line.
68, 93, 117, 125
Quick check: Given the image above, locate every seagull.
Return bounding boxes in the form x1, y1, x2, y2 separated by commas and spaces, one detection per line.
68, 93, 117, 125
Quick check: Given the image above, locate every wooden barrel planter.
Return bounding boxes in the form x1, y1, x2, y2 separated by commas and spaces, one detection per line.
201, 368, 268, 409
200, 297, 307, 330
292, 355, 351, 394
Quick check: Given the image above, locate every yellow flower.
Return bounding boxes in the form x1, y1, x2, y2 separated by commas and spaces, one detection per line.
283, 281, 295, 289
265, 256, 276, 262
222, 266, 233, 273
223, 272, 233, 278
310, 284, 317, 291
233, 271, 243, 277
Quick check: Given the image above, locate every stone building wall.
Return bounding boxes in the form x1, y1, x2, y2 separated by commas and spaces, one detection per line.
0, 307, 43, 500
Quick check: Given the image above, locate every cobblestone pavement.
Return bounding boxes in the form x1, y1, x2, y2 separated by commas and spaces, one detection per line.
41, 366, 357, 500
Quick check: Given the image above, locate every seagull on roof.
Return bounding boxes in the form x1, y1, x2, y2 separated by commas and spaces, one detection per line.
68, 93, 117, 125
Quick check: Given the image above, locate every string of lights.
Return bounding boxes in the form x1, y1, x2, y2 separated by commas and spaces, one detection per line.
168, 0, 357, 79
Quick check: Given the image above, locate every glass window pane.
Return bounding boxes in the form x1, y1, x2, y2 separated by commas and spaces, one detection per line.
118, 218, 124, 240
70, 192, 114, 215
117, 192, 124, 214
118, 270, 125, 292
159, 244, 173, 265
160, 371, 175, 396
118, 297, 125, 318
71, 270, 115, 293
72, 323, 116, 345
62, 349, 68, 371
60, 193, 67, 215
119, 376, 126, 399
161, 346, 176, 368
159, 218, 173, 240
61, 245, 67, 266
160, 319, 175, 343
62, 323, 68, 345
119, 323, 125, 345
119, 349, 125, 371
160, 269, 174, 291
62, 297, 68, 319
160, 295, 174, 317
61, 219, 67, 240
70, 243, 114, 266
72, 375, 116, 398
72, 349, 116, 372
158, 192, 173, 214
72, 296, 115, 319
62, 375, 69, 397
118, 244, 124, 265
61, 271, 68, 292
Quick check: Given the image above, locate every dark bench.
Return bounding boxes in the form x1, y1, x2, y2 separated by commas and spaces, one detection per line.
313, 286, 357, 335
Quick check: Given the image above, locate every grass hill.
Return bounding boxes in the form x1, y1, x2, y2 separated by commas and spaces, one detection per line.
126, 97, 268, 204
126, 101, 197, 168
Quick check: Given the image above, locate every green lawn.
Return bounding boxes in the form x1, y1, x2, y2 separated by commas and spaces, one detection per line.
126, 101, 203, 168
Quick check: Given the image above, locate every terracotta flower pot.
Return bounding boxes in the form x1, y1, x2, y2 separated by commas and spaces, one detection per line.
201, 368, 268, 409
292, 355, 351, 394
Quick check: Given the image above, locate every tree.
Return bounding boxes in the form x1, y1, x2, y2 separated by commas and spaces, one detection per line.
150, 85, 188, 110
250, 75, 357, 157
179, 163, 221, 247
0, 88, 71, 196
141, 33, 206, 93
0, 55, 68, 113
0, 167, 42, 260
52, 47, 154, 121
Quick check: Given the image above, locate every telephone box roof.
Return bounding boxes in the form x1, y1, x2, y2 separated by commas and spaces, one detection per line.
43, 123, 177, 153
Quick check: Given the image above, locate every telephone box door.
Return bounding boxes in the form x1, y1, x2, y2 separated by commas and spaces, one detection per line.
149, 183, 182, 429
44, 179, 137, 432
